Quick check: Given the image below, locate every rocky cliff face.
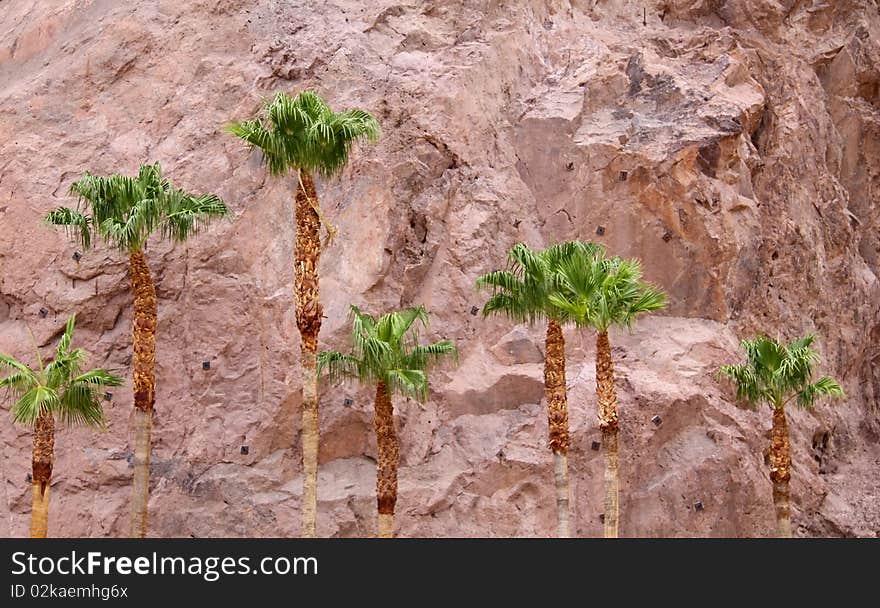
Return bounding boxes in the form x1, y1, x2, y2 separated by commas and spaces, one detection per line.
0, 0, 878, 537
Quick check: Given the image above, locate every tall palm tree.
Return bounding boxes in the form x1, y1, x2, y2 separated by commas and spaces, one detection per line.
0, 316, 123, 537
45, 163, 228, 538
476, 241, 602, 537
228, 91, 379, 537
719, 334, 843, 537
550, 251, 666, 538
318, 305, 456, 538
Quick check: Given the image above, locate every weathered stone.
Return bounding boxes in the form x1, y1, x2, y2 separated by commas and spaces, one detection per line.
0, 0, 878, 537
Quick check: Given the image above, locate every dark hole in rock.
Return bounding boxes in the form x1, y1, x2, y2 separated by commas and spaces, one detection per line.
652, 415, 662, 426
39, 307, 48, 318
771, 251, 779, 260
240, 445, 249, 455
596, 225, 606, 236
104, 392, 112, 401
202, 361, 211, 370
694, 500, 704, 511
591, 440, 601, 451
599, 514, 605, 523
696, 141, 720, 178
662, 230, 673, 242
565, 161, 575, 171
343, 398, 354, 407
26, 473, 32, 483
470, 306, 479, 316
619, 170, 628, 181
73, 251, 82, 262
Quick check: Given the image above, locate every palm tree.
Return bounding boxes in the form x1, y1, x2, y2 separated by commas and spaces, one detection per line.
318, 305, 456, 538
476, 241, 602, 537
719, 334, 843, 537
550, 251, 666, 538
0, 316, 123, 537
227, 91, 380, 537
45, 163, 228, 538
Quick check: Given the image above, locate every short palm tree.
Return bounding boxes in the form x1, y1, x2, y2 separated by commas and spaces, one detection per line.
0, 316, 123, 537
476, 241, 602, 537
228, 91, 379, 537
550, 251, 666, 538
318, 305, 456, 538
45, 163, 228, 537
719, 334, 843, 537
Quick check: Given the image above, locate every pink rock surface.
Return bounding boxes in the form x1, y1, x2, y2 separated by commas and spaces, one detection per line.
0, 0, 878, 537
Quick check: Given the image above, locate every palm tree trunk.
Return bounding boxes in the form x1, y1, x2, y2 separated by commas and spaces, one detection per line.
596, 330, 619, 538
295, 170, 323, 538
544, 320, 571, 537
374, 381, 398, 538
30, 410, 54, 538
128, 248, 157, 538
769, 406, 793, 538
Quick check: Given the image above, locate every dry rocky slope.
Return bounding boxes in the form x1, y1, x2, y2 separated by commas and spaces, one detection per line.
0, 0, 878, 537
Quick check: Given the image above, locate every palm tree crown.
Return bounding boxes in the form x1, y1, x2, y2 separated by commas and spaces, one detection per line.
318, 305, 457, 400
549, 250, 666, 332
227, 90, 380, 178
0, 317, 124, 427
719, 334, 844, 410
44, 163, 228, 252
476, 241, 604, 324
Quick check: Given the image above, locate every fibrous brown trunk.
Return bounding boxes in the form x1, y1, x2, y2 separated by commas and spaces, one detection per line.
128, 248, 157, 538
769, 406, 793, 538
374, 381, 398, 538
544, 320, 570, 537
30, 410, 54, 538
596, 330, 619, 538
295, 171, 323, 538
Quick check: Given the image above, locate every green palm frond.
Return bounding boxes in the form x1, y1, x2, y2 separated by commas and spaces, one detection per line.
226, 118, 292, 176
319, 305, 455, 402
719, 334, 844, 411
228, 90, 380, 179
0, 352, 34, 376
377, 306, 428, 344
385, 369, 428, 401
96, 196, 160, 252
796, 376, 845, 410
550, 249, 666, 331
56, 316, 75, 358
45, 347, 85, 390
542, 240, 604, 270
70, 172, 145, 226
45, 207, 93, 249
407, 340, 458, 369
0, 371, 37, 397
58, 381, 104, 427
475, 269, 520, 294
57, 369, 123, 427
71, 369, 125, 387
1, 316, 123, 428
11, 385, 60, 425
162, 192, 230, 242
717, 364, 762, 407
49, 163, 227, 252
476, 241, 604, 325
0, 353, 38, 398
316, 351, 360, 384
481, 293, 531, 321
350, 305, 390, 365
